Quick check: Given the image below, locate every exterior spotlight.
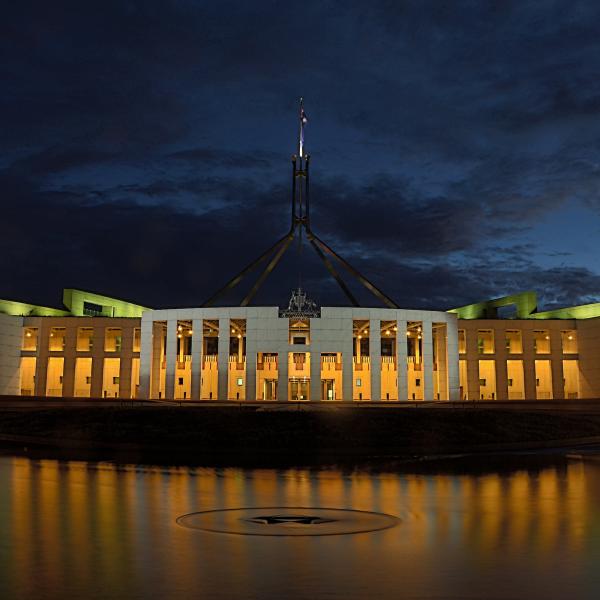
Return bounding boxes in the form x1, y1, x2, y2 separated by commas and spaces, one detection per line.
385, 330, 390, 335
545, 335, 550, 340
188, 330, 193, 335
231, 328, 235, 333
358, 335, 362, 340
237, 334, 241, 339
418, 334, 422, 339
26, 331, 32, 337
406, 331, 410, 336
177, 334, 182, 339
393, 326, 397, 331
568, 335, 573, 340
417, 326, 422, 332
178, 325, 183, 332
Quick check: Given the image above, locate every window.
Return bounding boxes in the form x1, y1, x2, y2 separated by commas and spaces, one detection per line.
105, 328, 123, 352
83, 301, 105, 317
49, 327, 66, 352
178, 377, 184, 385
477, 329, 494, 354
534, 360, 552, 399
237, 377, 244, 386
86, 376, 92, 385
356, 378, 362, 387
415, 379, 421, 387
561, 330, 577, 354
479, 378, 487, 386
458, 329, 466, 353
113, 377, 120, 385
533, 330, 551, 354
133, 328, 141, 352
289, 318, 310, 345
507, 360, 524, 400
505, 330, 522, 354
22, 328, 38, 351
77, 327, 94, 351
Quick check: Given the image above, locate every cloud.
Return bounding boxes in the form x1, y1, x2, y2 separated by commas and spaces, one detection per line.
167, 147, 277, 169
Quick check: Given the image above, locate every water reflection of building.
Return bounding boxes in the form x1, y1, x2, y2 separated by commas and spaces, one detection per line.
1, 288, 600, 400
6, 457, 592, 572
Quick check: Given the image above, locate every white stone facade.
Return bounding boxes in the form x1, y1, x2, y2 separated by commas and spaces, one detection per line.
138, 306, 460, 401
0, 313, 24, 395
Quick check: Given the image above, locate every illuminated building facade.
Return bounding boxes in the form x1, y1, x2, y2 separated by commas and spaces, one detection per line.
2, 288, 600, 401
2, 108, 600, 402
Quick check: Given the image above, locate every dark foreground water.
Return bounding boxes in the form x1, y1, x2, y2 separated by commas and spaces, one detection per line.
1, 455, 600, 599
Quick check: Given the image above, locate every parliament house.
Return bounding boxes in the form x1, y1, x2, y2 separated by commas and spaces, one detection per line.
1, 287, 599, 402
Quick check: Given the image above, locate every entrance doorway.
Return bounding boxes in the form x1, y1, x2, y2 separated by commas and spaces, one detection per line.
289, 378, 310, 401
262, 379, 278, 401
321, 379, 336, 401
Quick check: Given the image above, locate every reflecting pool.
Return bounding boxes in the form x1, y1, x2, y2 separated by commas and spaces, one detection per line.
1, 455, 600, 599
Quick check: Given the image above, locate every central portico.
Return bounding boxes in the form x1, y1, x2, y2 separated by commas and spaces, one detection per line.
138, 305, 459, 402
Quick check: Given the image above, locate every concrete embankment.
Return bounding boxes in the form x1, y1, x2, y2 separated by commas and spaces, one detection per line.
2, 406, 600, 466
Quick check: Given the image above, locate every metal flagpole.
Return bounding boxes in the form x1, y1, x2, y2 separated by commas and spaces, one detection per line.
201, 98, 400, 309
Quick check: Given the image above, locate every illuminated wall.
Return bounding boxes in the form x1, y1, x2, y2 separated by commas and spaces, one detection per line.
0, 313, 23, 395
139, 307, 459, 402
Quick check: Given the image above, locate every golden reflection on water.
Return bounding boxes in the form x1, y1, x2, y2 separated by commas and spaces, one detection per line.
2, 456, 600, 600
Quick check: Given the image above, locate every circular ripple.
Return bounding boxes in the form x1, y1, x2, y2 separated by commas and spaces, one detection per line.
176, 507, 399, 536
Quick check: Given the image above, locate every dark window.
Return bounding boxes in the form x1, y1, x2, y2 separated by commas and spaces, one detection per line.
83, 301, 104, 317
381, 339, 394, 356
205, 337, 218, 355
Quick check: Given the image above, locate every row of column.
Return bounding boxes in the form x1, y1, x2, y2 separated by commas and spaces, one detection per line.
139, 316, 459, 401
464, 327, 565, 400
32, 324, 137, 398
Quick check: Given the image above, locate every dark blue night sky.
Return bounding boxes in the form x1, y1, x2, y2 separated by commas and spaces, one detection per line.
2, 1, 600, 310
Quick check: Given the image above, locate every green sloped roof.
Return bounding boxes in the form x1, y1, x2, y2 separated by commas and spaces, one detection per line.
0, 298, 69, 317
449, 290, 600, 320
0, 289, 150, 318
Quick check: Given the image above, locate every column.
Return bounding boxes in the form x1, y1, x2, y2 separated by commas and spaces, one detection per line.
369, 318, 381, 401
34, 321, 49, 396
446, 319, 460, 400
218, 318, 230, 400
245, 343, 257, 401
550, 328, 564, 400
494, 326, 508, 401
60, 325, 77, 397
310, 348, 321, 401
164, 319, 177, 400
422, 320, 433, 401
119, 324, 134, 399
342, 336, 353, 401
523, 328, 536, 400
465, 327, 479, 400
150, 322, 163, 398
278, 351, 289, 401
90, 326, 105, 398
138, 314, 153, 400
435, 324, 449, 400
396, 318, 408, 401
190, 317, 203, 400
